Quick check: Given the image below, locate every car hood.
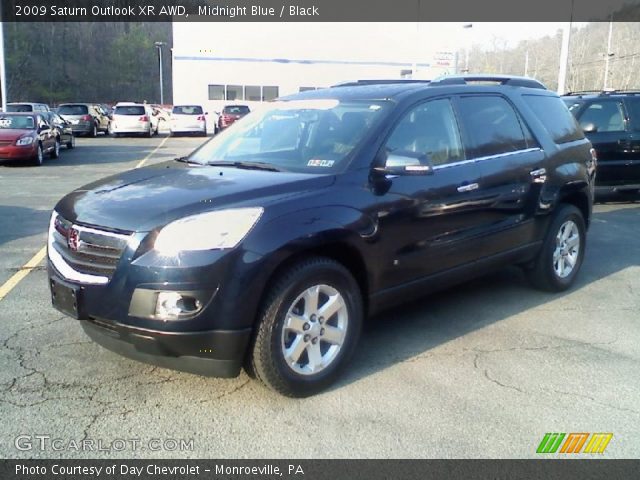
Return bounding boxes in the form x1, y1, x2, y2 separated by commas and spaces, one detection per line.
0, 129, 31, 141
55, 161, 335, 232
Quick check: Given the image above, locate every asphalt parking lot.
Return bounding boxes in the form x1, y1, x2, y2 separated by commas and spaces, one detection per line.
0, 134, 639, 459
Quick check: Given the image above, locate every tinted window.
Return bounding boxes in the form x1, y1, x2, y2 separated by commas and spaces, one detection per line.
524, 95, 584, 144
245, 86, 261, 101
6, 104, 33, 112
223, 106, 250, 115
456, 95, 527, 158
0, 114, 35, 129
172, 105, 204, 115
114, 106, 146, 116
562, 98, 584, 113
385, 98, 464, 166
226, 85, 244, 101
208, 84, 224, 100
624, 97, 640, 131
578, 100, 625, 132
58, 104, 89, 115
262, 86, 279, 101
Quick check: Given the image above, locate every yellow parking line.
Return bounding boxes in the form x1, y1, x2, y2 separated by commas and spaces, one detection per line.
135, 135, 170, 169
0, 246, 47, 302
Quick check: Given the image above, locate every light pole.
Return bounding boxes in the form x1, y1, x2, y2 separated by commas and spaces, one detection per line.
462, 24, 473, 74
0, 4, 7, 111
154, 41, 166, 105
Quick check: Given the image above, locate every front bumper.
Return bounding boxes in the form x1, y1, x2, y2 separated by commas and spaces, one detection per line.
0, 145, 37, 160
81, 318, 251, 377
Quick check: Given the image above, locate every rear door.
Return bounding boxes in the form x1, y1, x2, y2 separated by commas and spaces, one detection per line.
452, 94, 545, 255
574, 98, 627, 185
619, 96, 640, 186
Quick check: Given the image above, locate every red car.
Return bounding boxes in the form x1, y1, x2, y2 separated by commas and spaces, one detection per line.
0, 112, 60, 166
217, 105, 250, 132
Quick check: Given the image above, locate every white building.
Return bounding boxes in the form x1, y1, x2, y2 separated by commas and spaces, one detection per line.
171, 22, 458, 114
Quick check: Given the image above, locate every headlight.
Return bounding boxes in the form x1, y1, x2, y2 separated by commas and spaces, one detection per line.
154, 207, 263, 255
16, 136, 35, 146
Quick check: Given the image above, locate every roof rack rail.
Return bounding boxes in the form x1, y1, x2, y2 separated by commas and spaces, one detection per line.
331, 79, 431, 88
429, 74, 547, 90
564, 89, 640, 96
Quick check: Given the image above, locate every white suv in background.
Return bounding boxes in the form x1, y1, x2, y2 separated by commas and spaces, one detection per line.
109, 103, 156, 137
170, 105, 208, 136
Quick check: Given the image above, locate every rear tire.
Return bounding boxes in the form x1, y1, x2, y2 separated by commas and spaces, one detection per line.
90, 123, 97, 138
249, 257, 363, 397
525, 204, 586, 292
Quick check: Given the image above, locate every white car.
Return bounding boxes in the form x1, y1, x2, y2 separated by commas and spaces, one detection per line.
109, 103, 156, 137
170, 105, 207, 136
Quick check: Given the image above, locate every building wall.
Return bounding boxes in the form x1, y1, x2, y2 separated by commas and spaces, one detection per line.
172, 22, 456, 115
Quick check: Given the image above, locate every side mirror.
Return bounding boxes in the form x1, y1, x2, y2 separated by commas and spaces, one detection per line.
582, 122, 598, 133
375, 151, 434, 176
38, 125, 50, 132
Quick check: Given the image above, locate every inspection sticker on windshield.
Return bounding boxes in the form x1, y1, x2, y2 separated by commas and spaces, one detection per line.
307, 159, 335, 167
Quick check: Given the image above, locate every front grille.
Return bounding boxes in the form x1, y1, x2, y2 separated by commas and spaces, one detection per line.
50, 214, 132, 282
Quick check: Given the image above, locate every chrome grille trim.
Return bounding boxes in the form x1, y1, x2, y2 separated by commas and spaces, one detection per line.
48, 212, 132, 284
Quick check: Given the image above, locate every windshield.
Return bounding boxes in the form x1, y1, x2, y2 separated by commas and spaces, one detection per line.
562, 98, 584, 114
190, 99, 389, 173
58, 104, 89, 115
0, 115, 35, 129
173, 105, 203, 115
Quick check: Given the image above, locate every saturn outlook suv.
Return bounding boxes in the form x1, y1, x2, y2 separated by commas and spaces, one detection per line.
47, 75, 596, 397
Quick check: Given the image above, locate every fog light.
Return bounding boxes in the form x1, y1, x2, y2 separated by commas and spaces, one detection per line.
155, 292, 202, 321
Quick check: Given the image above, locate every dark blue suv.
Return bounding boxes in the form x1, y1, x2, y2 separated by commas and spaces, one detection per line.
48, 75, 596, 396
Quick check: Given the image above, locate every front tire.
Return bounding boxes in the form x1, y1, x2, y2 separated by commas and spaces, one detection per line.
66, 135, 75, 149
50, 138, 60, 158
250, 257, 363, 397
33, 144, 44, 166
526, 204, 586, 292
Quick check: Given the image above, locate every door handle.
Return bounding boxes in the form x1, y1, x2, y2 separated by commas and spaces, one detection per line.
530, 168, 547, 183
457, 182, 479, 193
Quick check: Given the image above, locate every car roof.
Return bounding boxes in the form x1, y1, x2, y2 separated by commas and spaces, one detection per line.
115, 102, 146, 106
282, 75, 548, 103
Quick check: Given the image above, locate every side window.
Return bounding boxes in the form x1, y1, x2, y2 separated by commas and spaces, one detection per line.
578, 101, 625, 132
624, 97, 640, 132
455, 95, 527, 158
524, 95, 584, 143
384, 98, 464, 167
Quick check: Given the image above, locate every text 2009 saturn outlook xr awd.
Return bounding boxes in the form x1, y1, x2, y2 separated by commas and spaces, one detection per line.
48, 75, 596, 397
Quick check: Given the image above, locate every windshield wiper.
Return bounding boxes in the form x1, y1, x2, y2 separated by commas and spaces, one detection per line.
207, 160, 283, 172
174, 156, 202, 165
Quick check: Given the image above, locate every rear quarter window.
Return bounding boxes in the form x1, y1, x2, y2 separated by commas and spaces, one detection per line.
524, 95, 584, 144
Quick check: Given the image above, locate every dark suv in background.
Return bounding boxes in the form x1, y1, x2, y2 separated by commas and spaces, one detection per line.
57, 103, 110, 137
563, 90, 640, 193
47, 75, 596, 397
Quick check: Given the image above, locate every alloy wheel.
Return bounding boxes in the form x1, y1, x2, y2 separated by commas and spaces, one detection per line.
553, 220, 580, 278
281, 284, 348, 376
